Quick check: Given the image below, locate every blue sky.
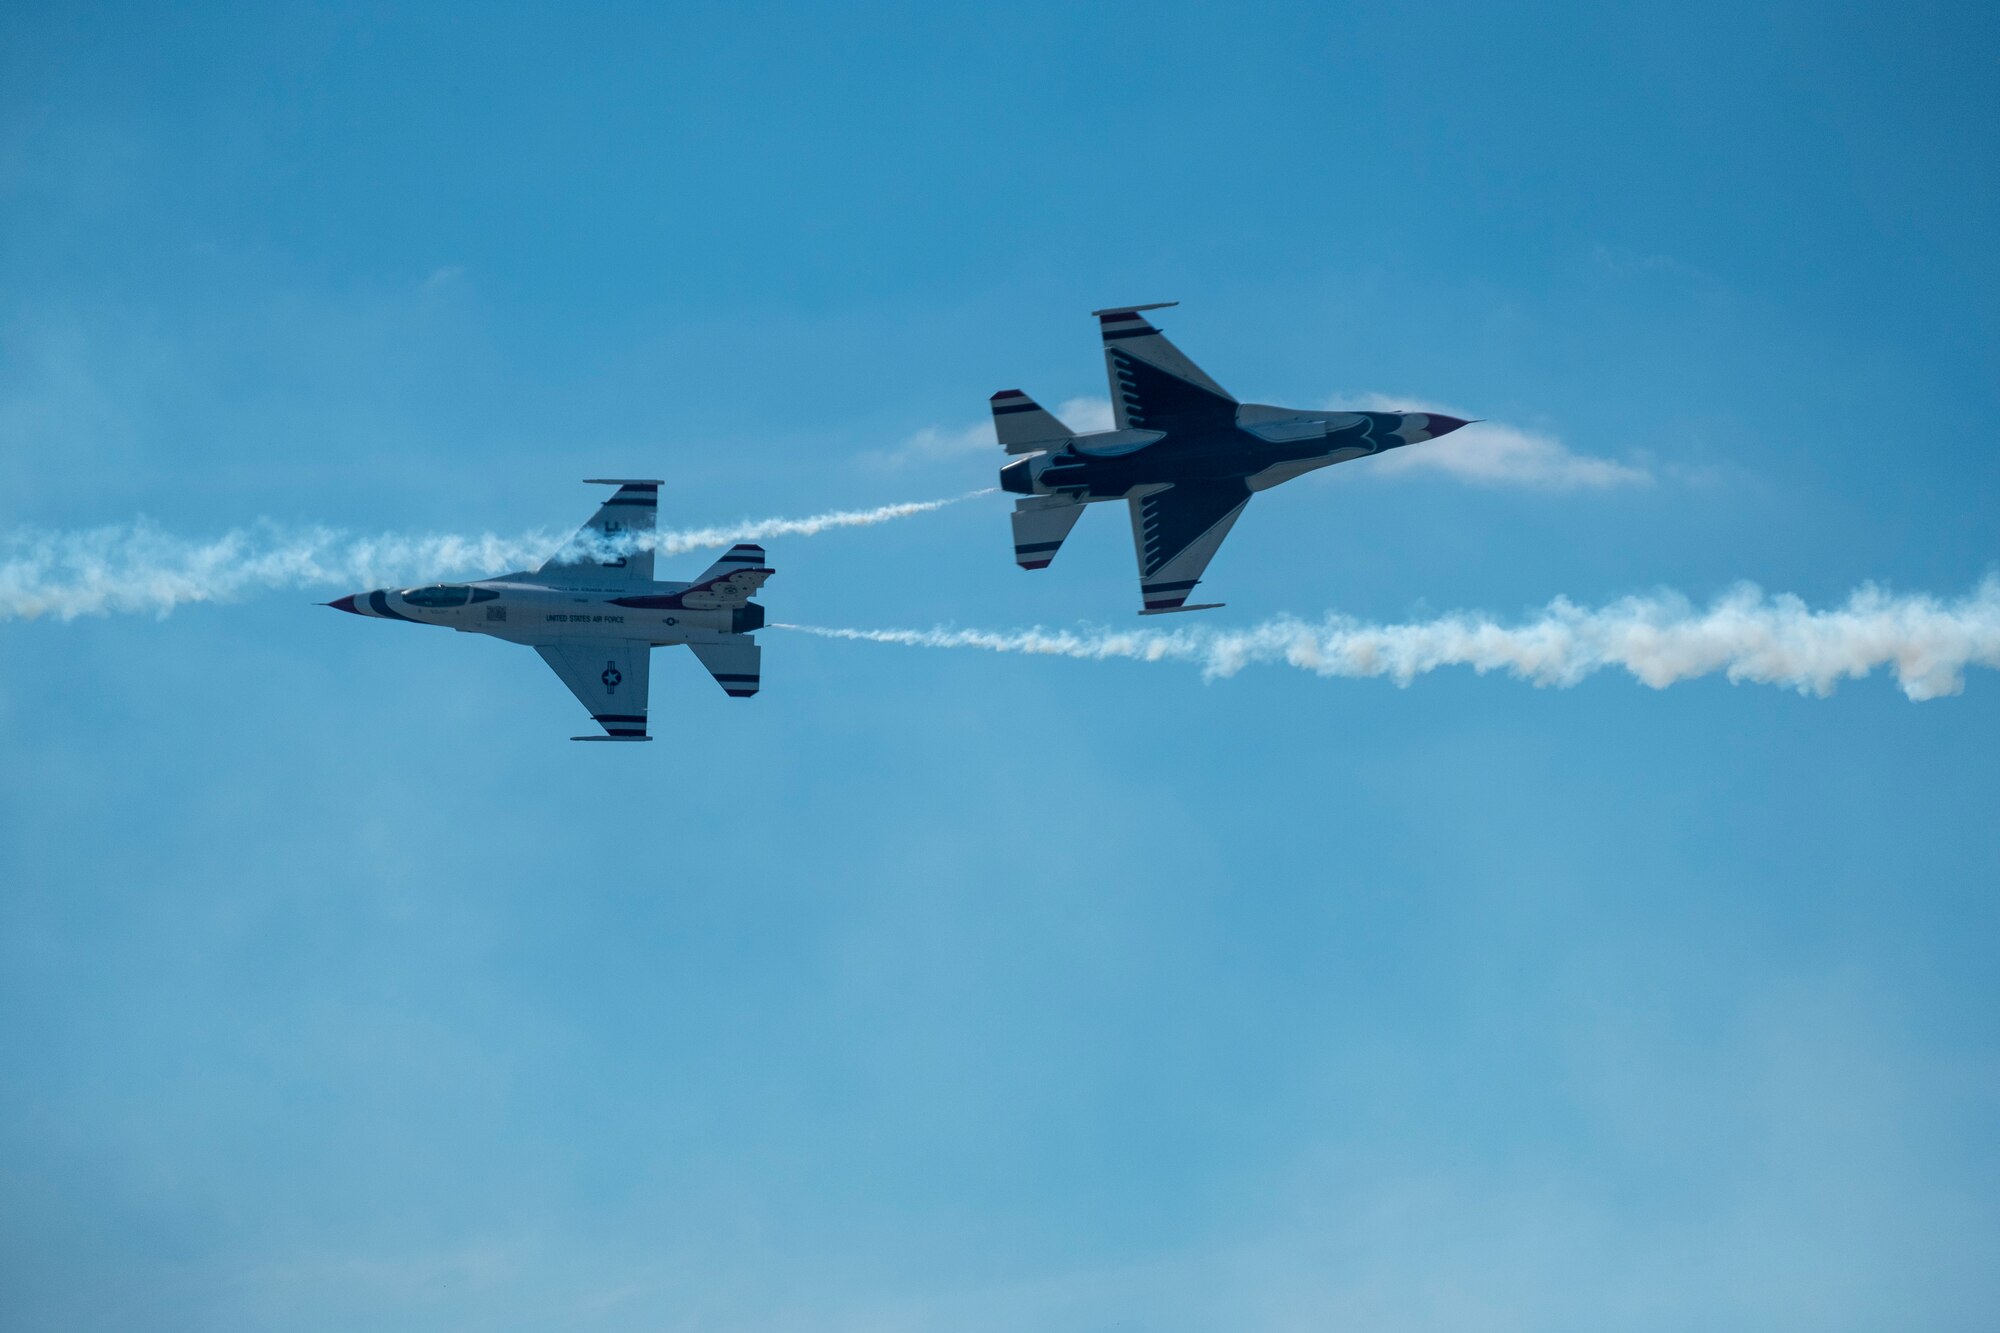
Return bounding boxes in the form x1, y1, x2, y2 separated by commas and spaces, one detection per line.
3, 3, 1998, 1329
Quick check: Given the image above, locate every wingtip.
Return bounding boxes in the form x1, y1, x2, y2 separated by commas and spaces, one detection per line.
1090, 301, 1179, 317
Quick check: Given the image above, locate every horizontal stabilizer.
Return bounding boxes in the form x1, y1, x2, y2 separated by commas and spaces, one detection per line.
990, 390, 1074, 454
688, 638, 761, 698
1139, 603, 1224, 616
1010, 497, 1086, 570
572, 735, 654, 742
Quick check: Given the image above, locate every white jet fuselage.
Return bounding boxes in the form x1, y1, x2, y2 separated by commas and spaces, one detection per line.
337, 579, 762, 647
329, 480, 776, 740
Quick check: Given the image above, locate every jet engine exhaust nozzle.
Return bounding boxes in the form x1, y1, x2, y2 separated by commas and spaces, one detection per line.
999, 457, 1038, 496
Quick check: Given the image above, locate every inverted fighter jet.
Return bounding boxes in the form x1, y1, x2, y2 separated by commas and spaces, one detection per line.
995, 305, 1471, 613
326, 481, 770, 741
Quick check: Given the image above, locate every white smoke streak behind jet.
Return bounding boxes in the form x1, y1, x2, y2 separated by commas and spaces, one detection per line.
641, 490, 992, 557
0, 492, 990, 622
779, 579, 2000, 701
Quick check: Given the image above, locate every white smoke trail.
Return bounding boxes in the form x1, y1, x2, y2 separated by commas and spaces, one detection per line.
643, 491, 989, 556
0, 492, 991, 622
777, 578, 2000, 701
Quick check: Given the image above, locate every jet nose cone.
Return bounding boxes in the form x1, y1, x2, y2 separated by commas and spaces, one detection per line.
1422, 414, 1473, 438
325, 594, 362, 615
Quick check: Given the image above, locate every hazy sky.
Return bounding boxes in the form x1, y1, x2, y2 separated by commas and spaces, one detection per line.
3, 4, 1997, 1330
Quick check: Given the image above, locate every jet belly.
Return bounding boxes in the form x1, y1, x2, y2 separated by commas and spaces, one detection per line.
1011, 432, 1198, 498
1026, 428, 1324, 501
1245, 453, 1339, 491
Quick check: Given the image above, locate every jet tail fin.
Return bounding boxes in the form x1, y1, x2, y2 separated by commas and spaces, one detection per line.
679, 544, 774, 608
990, 390, 1074, 454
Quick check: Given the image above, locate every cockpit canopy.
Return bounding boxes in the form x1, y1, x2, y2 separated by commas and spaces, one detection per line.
401, 585, 499, 607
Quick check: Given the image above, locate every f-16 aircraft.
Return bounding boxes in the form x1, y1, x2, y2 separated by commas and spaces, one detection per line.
995, 304, 1471, 613
326, 481, 771, 741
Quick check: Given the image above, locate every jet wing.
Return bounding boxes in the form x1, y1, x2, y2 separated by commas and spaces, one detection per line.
1095, 305, 1238, 435
537, 638, 653, 740
537, 479, 660, 587
1126, 479, 1251, 614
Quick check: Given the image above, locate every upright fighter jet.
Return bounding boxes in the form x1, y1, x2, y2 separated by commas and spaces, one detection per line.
327, 481, 771, 741
995, 305, 1471, 613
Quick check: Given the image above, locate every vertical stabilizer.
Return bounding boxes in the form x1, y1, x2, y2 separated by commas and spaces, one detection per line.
678, 545, 774, 607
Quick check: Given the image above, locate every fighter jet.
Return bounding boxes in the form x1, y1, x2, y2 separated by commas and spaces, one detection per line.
326, 480, 771, 741
995, 304, 1471, 613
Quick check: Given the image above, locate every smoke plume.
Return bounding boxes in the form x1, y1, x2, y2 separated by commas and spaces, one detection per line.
779, 579, 2000, 701
0, 492, 989, 621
